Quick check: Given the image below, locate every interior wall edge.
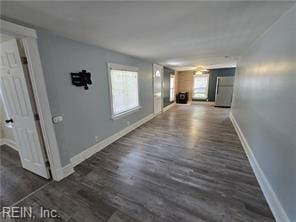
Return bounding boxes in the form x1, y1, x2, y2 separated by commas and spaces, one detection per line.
229, 112, 291, 222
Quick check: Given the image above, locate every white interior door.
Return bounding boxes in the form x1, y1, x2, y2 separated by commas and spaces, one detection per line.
0, 38, 50, 178
153, 64, 162, 114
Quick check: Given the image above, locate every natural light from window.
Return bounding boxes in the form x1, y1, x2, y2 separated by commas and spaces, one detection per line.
169, 74, 175, 102
109, 64, 140, 119
193, 74, 209, 99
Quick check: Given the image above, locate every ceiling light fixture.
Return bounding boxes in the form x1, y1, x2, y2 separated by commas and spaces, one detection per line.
195, 65, 208, 75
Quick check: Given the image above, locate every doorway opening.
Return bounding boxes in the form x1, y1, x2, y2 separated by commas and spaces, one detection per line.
0, 33, 51, 209
0, 19, 65, 182
153, 64, 163, 115
1, 34, 50, 178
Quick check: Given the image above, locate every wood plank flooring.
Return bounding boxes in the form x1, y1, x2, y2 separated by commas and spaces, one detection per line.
1, 104, 275, 221
0, 144, 48, 208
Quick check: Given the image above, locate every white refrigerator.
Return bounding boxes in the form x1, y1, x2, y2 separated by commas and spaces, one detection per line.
215, 76, 234, 107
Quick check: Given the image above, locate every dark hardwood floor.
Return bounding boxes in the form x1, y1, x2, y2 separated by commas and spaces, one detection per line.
1, 104, 275, 221
0, 144, 49, 209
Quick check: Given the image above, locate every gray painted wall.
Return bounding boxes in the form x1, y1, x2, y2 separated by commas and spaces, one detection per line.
37, 30, 153, 166
207, 68, 236, 102
192, 68, 236, 102
231, 6, 296, 221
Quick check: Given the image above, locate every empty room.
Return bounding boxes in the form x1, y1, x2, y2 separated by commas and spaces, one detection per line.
0, 1, 295, 221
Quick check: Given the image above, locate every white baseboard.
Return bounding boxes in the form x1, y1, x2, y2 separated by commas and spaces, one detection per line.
0, 137, 74, 182
70, 113, 154, 168
55, 163, 75, 181
191, 101, 215, 105
0, 138, 18, 151
229, 112, 290, 222
163, 102, 175, 112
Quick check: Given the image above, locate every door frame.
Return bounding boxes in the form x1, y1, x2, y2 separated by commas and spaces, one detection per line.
0, 19, 65, 181
153, 64, 163, 115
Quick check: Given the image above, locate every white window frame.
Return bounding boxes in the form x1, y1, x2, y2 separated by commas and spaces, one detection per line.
193, 74, 210, 100
107, 63, 141, 120
169, 74, 175, 102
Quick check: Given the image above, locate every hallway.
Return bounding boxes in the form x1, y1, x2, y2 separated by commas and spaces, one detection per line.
5, 104, 274, 221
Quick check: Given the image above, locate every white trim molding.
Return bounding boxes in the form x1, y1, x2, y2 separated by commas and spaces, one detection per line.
0, 19, 37, 38
55, 163, 75, 180
0, 19, 63, 181
107, 62, 141, 120
229, 112, 290, 222
71, 113, 154, 168
22, 37, 63, 181
163, 102, 175, 112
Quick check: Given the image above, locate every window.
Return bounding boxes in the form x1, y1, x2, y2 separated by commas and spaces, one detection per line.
193, 74, 209, 99
155, 70, 161, 77
169, 74, 175, 102
108, 63, 140, 119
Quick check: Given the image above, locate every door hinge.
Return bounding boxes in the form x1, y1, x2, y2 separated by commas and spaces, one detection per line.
45, 160, 50, 168
21, 57, 28, 65
34, 113, 40, 121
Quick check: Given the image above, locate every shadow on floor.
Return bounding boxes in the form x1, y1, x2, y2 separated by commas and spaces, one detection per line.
0, 144, 49, 209
0, 105, 275, 221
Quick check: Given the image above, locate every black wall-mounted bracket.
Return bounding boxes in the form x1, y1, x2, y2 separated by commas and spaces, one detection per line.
71, 70, 92, 90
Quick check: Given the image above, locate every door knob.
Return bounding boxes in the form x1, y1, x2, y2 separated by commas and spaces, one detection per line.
5, 118, 14, 123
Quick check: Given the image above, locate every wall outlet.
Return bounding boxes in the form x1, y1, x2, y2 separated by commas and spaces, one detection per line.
52, 116, 63, 124
95, 136, 99, 142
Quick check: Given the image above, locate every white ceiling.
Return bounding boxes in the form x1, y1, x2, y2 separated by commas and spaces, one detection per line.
1, 1, 294, 70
